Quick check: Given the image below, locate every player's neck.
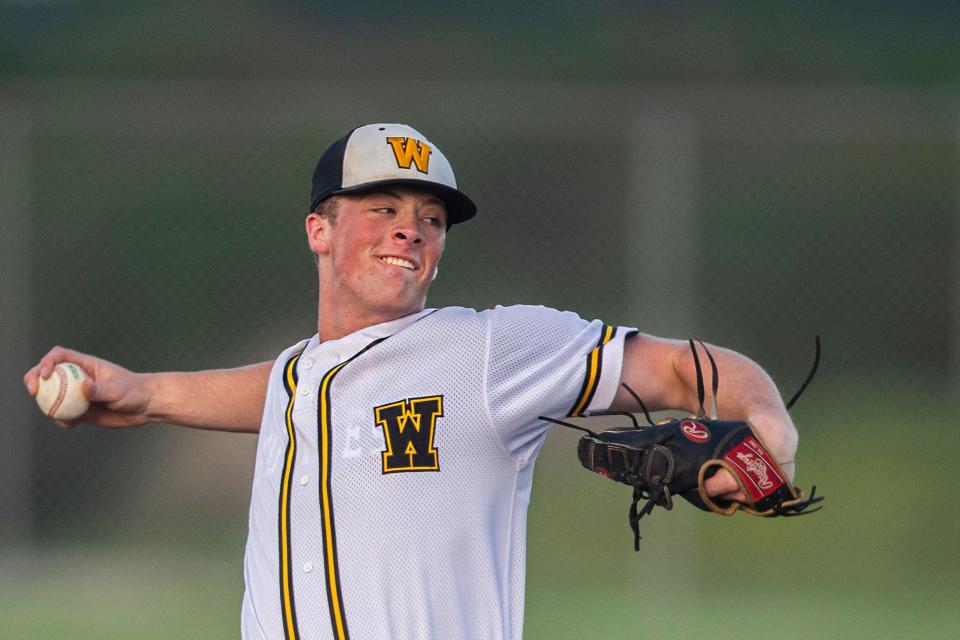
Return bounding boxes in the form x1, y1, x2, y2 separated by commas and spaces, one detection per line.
316, 297, 424, 343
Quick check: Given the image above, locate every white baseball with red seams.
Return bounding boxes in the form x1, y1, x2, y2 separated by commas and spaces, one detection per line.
36, 362, 89, 420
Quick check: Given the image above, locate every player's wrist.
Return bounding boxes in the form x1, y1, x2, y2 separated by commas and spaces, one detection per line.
138, 371, 169, 424
746, 409, 798, 472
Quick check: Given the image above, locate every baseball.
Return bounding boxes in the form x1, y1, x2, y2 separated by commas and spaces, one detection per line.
36, 362, 90, 421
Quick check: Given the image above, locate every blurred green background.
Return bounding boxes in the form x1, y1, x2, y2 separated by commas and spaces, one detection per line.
2, 1, 959, 638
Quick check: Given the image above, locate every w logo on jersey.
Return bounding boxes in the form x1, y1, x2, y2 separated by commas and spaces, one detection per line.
374, 396, 443, 473
385, 137, 432, 173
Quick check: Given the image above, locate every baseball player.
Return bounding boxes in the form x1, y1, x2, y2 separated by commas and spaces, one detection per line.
25, 123, 800, 639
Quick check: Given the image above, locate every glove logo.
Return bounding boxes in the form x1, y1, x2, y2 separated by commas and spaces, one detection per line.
724, 437, 786, 500
680, 420, 710, 443
734, 452, 774, 490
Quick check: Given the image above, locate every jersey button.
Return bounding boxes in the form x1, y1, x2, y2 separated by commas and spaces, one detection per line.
299, 387, 309, 396
302, 358, 314, 370
303, 562, 313, 573
300, 475, 309, 486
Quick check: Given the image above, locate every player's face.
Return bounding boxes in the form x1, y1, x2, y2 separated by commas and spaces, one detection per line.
311, 187, 447, 320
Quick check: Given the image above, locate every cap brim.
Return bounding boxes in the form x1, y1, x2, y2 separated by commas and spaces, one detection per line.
330, 179, 477, 226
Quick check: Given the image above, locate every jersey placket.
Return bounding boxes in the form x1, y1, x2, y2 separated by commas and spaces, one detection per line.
280, 338, 388, 640
278, 349, 337, 640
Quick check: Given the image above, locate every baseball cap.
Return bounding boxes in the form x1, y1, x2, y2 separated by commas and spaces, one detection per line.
310, 123, 477, 225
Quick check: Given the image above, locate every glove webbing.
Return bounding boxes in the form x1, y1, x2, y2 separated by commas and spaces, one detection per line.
627, 448, 675, 551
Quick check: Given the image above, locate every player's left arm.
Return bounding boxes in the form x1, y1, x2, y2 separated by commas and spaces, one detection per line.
611, 333, 798, 497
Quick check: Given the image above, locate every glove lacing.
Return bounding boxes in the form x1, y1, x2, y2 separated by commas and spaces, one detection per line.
629, 470, 673, 552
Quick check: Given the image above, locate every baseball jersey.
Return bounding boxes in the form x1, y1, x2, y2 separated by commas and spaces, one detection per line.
240, 305, 636, 640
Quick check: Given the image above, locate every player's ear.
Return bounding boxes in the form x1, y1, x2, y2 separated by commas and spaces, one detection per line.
305, 212, 331, 255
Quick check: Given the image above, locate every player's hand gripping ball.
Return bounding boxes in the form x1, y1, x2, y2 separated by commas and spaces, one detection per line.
36, 362, 90, 421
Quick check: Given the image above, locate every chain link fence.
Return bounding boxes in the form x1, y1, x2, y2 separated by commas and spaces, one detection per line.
1, 80, 957, 632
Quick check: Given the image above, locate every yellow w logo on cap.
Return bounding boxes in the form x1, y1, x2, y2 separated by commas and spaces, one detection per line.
385, 137, 432, 174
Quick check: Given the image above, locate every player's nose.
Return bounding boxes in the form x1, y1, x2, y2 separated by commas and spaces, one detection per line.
391, 223, 423, 244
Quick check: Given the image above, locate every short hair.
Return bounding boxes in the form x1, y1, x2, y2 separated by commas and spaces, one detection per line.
313, 196, 340, 224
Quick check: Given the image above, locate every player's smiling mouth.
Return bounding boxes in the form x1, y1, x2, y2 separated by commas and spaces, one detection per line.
379, 256, 417, 270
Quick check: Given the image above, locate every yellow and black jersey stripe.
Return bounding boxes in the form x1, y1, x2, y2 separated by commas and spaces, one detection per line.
568, 324, 616, 417
316, 358, 351, 640
279, 352, 303, 640
277, 338, 387, 640
316, 337, 386, 640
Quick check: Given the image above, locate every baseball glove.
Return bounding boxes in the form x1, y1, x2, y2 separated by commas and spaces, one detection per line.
541, 338, 823, 550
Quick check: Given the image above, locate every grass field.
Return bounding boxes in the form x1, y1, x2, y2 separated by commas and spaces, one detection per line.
3, 380, 956, 639
4, 542, 957, 640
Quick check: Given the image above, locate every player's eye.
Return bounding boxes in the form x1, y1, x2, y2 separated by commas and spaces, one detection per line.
373, 207, 395, 214
422, 216, 442, 227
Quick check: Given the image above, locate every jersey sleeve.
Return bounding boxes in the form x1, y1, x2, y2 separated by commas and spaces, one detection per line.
484, 304, 636, 464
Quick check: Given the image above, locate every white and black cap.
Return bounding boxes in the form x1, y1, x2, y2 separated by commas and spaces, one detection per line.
310, 123, 477, 225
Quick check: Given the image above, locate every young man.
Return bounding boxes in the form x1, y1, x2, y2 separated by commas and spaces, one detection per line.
25, 123, 798, 640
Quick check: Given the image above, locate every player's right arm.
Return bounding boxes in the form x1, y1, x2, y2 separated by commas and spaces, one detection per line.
23, 346, 270, 433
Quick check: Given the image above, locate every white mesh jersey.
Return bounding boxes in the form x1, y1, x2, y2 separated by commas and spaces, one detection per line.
241, 305, 636, 640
